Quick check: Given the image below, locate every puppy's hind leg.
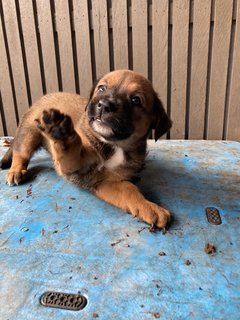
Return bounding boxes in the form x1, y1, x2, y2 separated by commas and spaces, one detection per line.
0, 143, 13, 169
6, 129, 42, 186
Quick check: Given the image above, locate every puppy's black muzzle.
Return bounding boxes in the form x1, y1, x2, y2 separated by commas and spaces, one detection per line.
97, 99, 118, 114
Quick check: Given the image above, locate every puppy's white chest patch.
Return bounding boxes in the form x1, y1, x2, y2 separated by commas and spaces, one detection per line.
104, 147, 125, 169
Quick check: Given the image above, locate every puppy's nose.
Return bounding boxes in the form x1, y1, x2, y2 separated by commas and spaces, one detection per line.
98, 100, 117, 113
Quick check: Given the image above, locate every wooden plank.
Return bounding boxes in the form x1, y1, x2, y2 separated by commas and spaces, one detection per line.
73, 0, 92, 97
152, 0, 169, 108
227, 1, 240, 141
2, 0, 29, 120
92, 0, 110, 79
207, 0, 233, 140
0, 17, 17, 136
55, 0, 75, 93
112, 0, 129, 70
18, 0, 43, 104
170, 0, 190, 139
131, 0, 148, 77
188, 0, 211, 139
36, 0, 58, 93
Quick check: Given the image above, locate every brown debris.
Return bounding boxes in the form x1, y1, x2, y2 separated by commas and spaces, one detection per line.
204, 243, 216, 255
93, 313, 99, 318
19, 237, 25, 244
185, 259, 191, 266
158, 251, 166, 256
27, 184, 32, 196
110, 239, 124, 246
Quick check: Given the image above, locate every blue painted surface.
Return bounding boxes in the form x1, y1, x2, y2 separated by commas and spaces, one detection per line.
0, 139, 239, 320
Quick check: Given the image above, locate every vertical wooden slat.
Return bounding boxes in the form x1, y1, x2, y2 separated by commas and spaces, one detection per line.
171, 0, 190, 139
188, 0, 211, 139
112, 0, 129, 70
131, 0, 148, 78
207, 0, 233, 140
0, 14, 17, 135
2, 0, 29, 120
18, 0, 43, 104
55, 0, 75, 93
227, 1, 240, 141
152, 0, 169, 108
73, 0, 92, 97
36, 0, 58, 93
92, 0, 110, 79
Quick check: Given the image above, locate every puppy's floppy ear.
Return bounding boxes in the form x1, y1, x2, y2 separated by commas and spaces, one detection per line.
152, 95, 172, 141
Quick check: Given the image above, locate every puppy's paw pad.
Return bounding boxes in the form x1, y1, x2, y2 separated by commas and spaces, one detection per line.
35, 109, 73, 140
6, 170, 27, 186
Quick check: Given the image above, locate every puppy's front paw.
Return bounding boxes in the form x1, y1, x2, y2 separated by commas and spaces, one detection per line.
6, 169, 27, 186
133, 200, 171, 229
35, 109, 74, 140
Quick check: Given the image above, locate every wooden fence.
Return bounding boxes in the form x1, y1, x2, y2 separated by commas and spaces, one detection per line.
0, 0, 240, 141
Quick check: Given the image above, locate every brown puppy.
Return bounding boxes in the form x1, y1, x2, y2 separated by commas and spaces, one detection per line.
1, 70, 172, 229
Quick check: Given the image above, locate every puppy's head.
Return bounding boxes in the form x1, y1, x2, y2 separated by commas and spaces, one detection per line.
86, 70, 172, 143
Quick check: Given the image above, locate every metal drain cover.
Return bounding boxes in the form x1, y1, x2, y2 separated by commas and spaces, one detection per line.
205, 207, 222, 225
40, 291, 87, 311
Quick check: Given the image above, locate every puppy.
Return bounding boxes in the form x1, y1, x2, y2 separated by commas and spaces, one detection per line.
1, 70, 172, 229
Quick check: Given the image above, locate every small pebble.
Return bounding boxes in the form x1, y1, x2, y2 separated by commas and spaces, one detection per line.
185, 259, 191, 266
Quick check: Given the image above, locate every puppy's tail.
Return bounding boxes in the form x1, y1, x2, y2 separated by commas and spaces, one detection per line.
0, 142, 13, 169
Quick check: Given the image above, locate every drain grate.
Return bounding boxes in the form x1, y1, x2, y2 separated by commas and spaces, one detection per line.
40, 291, 87, 311
205, 207, 222, 225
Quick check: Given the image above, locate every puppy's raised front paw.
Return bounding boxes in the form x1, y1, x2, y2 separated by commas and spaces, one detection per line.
35, 109, 74, 140
6, 169, 27, 186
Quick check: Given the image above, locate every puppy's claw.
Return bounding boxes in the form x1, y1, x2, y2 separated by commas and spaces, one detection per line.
35, 119, 45, 132
5, 170, 27, 186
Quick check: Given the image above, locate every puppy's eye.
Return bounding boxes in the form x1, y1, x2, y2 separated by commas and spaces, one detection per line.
98, 85, 106, 93
131, 96, 141, 106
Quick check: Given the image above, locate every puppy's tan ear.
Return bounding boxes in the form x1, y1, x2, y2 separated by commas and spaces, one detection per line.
152, 96, 172, 141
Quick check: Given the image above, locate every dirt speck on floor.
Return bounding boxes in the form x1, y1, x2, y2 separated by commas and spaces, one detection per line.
204, 243, 216, 255
185, 259, 191, 266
